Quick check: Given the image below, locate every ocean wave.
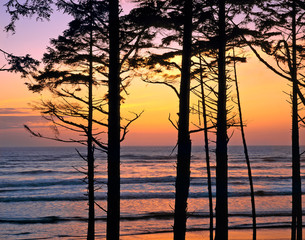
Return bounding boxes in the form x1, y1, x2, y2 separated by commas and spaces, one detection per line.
0, 175, 297, 194
0, 179, 84, 188
18, 170, 56, 175
0, 176, 175, 189
0, 195, 87, 202
0, 170, 80, 177
1, 210, 301, 225
261, 156, 290, 162
0, 170, 66, 176
0, 190, 295, 203
121, 176, 175, 184
121, 154, 176, 161
0, 216, 87, 224
122, 175, 297, 185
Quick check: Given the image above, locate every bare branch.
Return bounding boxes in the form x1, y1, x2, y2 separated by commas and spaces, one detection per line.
143, 77, 180, 98
120, 111, 144, 142
168, 113, 178, 130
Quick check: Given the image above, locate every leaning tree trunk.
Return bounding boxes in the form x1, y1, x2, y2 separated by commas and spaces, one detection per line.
173, 0, 192, 239
215, 0, 228, 239
199, 55, 213, 240
87, 1, 95, 238
233, 47, 256, 240
107, 0, 121, 239
291, 1, 302, 239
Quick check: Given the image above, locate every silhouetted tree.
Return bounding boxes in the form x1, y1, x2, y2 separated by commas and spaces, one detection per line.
214, 1, 228, 239
138, 2, 255, 239
87, 1, 95, 238
173, 0, 193, 239
107, 0, 120, 239
232, 47, 256, 240
194, 2, 258, 238
4, 1, 151, 239
198, 54, 213, 240
87, 2, 95, 238
24, 2, 108, 239
243, 1, 305, 239
135, 2, 212, 238
129, 1, 194, 239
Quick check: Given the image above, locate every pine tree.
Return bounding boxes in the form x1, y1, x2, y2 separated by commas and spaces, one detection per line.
25, 2, 108, 239
246, 1, 305, 239
107, 0, 120, 239
173, 0, 193, 239
196, 2, 258, 238
5, 1, 151, 239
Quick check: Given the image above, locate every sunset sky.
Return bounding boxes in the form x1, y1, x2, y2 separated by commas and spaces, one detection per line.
0, 3, 303, 147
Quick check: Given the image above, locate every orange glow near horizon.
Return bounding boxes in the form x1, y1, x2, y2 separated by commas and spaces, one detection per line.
0, 51, 302, 147
1, 7, 303, 147
1, 47, 302, 147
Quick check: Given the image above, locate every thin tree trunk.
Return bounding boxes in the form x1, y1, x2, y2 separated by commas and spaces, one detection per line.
87, 1, 95, 238
291, 1, 302, 239
215, 0, 228, 239
233, 48, 256, 240
107, 0, 120, 239
173, 0, 192, 239
199, 55, 213, 240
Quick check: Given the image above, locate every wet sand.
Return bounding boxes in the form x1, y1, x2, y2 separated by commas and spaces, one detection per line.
120, 228, 292, 240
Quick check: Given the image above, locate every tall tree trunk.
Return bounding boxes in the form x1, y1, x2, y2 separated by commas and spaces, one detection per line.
233, 48, 256, 240
215, 0, 228, 239
173, 0, 192, 239
199, 55, 213, 240
107, 0, 121, 239
291, 1, 302, 239
87, 1, 95, 238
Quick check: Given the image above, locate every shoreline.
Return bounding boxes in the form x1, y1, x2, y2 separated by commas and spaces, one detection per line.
118, 228, 293, 240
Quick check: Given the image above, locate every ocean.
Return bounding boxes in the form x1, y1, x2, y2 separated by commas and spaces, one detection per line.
0, 145, 304, 239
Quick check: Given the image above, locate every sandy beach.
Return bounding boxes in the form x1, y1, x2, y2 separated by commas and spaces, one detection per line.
119, 229, 292, 240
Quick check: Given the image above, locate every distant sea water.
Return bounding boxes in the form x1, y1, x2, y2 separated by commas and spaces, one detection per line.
0, 145, 304, 239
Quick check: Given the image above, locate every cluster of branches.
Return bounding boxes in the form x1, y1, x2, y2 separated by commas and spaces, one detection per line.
0, 48, 39, 77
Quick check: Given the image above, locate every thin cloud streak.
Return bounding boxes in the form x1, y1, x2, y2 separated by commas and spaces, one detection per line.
0, 115, 48, 129
0, 107, 33, 115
